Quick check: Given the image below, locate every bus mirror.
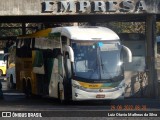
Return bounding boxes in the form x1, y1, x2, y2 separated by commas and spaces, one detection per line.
122, 45, 132, 63
65, 46, 74, 62
3, 53, 10, 62
64, 55, 72, 79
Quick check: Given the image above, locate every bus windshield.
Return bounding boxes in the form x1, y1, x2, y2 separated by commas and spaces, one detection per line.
72, 40, 124, 82
0, 54, 4, 60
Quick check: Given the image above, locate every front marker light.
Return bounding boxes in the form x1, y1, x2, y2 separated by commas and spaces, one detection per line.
117, 61, 123, 66
73, 84, 85, 90
118, 81, 125, 89
75, 93, 78, 97
73, 84, 80, 89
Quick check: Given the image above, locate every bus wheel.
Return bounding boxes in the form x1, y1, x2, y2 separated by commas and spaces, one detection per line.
22, 78, 26, 93
57, 83, 69, 104
64, 54, 72, 101
64, 54, 72, 79
57, 83, 63, 103
0, 70, 2, 76
25, 78, 32, 98
7, 75, 15, 89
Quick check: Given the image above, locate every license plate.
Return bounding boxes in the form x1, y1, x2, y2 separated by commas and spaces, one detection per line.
96, 94, 105, 98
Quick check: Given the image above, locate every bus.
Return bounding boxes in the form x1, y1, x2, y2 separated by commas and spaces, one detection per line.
7, 26, 132, 101
5, 44, 16, 88
0, 50, 7, 76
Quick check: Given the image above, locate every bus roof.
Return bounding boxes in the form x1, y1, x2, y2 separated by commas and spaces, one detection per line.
51, 26, 119, 41
18, 28, 52, 38
0, 51, 4, 54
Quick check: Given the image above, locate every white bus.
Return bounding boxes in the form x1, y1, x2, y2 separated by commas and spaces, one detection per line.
12, 26, 132, 102
0, 50, 7, 76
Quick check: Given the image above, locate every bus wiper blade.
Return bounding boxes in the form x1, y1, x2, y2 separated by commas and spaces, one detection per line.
99, 52, 104, 74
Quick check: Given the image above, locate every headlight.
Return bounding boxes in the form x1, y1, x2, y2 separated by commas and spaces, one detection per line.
118, 81, 125, 89
117, 61, 123, 66
72, 84, 84, 90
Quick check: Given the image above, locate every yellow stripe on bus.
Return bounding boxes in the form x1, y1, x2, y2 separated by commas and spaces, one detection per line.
78, 81, 103, 89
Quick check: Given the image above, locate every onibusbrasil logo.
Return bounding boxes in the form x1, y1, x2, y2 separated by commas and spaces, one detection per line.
1, 112, 42, 117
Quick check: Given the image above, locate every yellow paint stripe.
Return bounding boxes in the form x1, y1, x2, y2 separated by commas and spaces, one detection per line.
78, 81, 102, 89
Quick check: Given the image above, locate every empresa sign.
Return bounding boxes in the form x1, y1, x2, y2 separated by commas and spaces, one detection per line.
42, 0, 147, 14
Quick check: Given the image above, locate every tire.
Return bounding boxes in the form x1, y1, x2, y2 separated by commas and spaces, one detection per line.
0, 70, 2, 76
64, 55, 72, 79
63, 54, 72, 101
24, 78, 32, 98
7, 75, 15, 89
22, 78, 26, 93
0, 81, 3, 99
57, 83, 62, 103
57, 83, 69, 105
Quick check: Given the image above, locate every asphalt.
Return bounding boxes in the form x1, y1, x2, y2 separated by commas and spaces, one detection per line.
0, 76, 160, 120
0, 79, 160, 119
0, 77, 160, 110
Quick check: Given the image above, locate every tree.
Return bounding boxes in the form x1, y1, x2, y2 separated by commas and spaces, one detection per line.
0, 23, 22, 36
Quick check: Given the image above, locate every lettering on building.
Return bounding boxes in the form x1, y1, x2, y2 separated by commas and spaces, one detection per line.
41, 0, 147, 14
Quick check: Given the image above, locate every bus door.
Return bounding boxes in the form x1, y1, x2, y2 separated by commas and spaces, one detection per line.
49, 48, 63, 98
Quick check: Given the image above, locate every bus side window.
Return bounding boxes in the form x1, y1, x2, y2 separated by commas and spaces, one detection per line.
52, 48, 61, 58
52, 48, 63, 76
61, 36, 68, 57
61, 36, 68, 46
16, 38, 32, 58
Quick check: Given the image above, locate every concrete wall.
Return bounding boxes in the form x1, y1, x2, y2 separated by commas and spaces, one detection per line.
0, 0, 159, 16
125, 71, 149, 98
0, 0, 43, 15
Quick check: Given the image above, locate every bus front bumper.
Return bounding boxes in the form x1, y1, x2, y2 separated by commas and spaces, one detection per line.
72, 87, 124, 101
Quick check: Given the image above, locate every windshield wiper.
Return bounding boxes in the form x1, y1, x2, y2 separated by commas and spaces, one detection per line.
98, 49, 113, 79
99, 54, 104, 74
98, 47, 104, 74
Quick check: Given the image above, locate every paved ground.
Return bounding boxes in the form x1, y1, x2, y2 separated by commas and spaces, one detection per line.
0, 79, 160, 110
0, 77, 160, 119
